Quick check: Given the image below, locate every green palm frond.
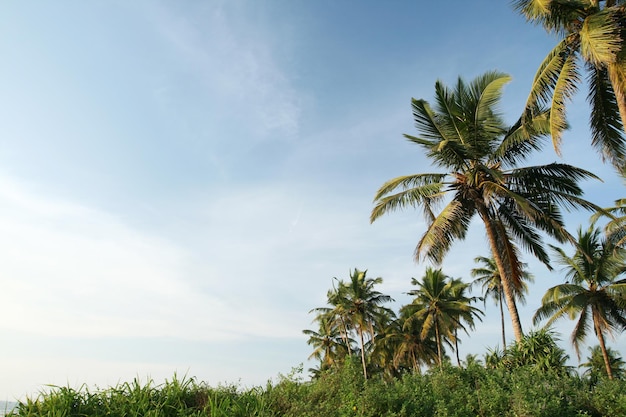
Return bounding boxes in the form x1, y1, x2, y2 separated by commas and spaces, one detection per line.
496, 110, 550, 165
551, 51, 580, 152
579, 9, 622, 65
587, 63, 626, 166
416, 199, 473, 263
370, 174, 446, 223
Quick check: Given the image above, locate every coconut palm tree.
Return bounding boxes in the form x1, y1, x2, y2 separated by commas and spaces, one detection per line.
513, 0, 626, 169
471, 255, 534, 348
371, 71, 600, 342
448, 277, 483, 366
592, 196, 626, 246
533, 225, 626, 379
330, 269, 395, 379
403, 267, 482, 368
303, 314, 352, 372
372, 310, 438, 376
580, 344, 626, 382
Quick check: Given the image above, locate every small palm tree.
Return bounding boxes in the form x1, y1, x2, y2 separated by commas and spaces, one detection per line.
471, 255, 533, 348
403, 267, 482, 369
302, 314, 351, 372
513, 0, 626, 169
580, 345, 626, 382
593, 196, 626, 247
371, 71, 600, 342
500, 328, 572, 375
373, 310, 438, 376
329, 269, 395, 379
533, 225, 626, 379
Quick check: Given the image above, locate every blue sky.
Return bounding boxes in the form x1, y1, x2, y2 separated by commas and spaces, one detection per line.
0, 1, 623, 401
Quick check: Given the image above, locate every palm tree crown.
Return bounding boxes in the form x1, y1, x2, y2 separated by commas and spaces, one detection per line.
318, 269, 395, 379
513, 0, 626, 169
533, 225, 626, 379
371, 71, 600, 342
402, 267, 482, 368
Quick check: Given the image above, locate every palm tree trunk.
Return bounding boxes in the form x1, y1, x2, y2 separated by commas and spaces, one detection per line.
480, 213, 524, 342
358, 326, 368, 379
455, 328, 461, 367
435, 322, 443, 370
594, 315, 614, 380
498, 292, 506, 349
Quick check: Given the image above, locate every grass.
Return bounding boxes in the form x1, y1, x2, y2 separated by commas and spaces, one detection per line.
7, 363, 626, 416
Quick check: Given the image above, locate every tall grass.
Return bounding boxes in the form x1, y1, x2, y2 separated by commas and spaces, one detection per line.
8, 375, 274, 417
8, 363, 626, 416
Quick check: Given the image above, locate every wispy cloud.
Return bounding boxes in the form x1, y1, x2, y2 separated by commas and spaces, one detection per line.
146, 1, 302, 140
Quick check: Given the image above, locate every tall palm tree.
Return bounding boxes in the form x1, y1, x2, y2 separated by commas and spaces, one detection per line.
331, 269, 395, 379
403, 267, 482, 368
371, 71, 600, 342
533, 225, 626, 379
471, 255, 534, 348
513, 0, 626, 169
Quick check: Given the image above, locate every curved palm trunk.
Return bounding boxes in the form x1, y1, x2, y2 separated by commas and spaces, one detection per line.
358, 326, 368, 379
594, 313, 614, 380
480, 212, 524, 342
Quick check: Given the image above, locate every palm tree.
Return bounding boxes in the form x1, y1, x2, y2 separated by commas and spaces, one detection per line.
513, 0, 626, 169
580, 344, 626, 382
533, 225, 626, 379
471, 255, 534, 348
302, 314, 351, 372
371, 71, 600, 342
593, 196, 626, 246
331, 269, 395, 379
500, 328, 573, 375
372, 310, 438, 376
403, 267, 482, 368
448, 277, 483, 366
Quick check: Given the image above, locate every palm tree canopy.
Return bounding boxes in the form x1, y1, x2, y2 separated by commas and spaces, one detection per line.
580, 344, 626, 380
371, 70, 599, 275
513, 0, 626, 169
471, 255, 534, 305
403, 267, 482, 365
533, 225, 626, 358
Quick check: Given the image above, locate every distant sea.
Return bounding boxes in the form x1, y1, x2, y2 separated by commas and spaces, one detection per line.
0, 401, 17, 416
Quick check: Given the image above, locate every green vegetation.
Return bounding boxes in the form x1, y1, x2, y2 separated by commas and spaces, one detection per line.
9, 362, 626, 417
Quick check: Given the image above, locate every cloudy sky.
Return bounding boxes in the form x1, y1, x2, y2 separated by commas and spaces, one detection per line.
1, 1, 624, 401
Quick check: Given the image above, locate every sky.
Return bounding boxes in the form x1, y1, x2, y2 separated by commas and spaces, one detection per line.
0, 0, 624, 401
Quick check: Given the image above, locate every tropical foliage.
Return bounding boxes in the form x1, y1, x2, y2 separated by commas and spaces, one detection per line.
580, 344, 626, 383
305, 269, 394, 379
471, 255, 533, 348
402, 267, 482, 368
513, 0, 626, 169
370, 70, 600, 342
533, 225, 626, 379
